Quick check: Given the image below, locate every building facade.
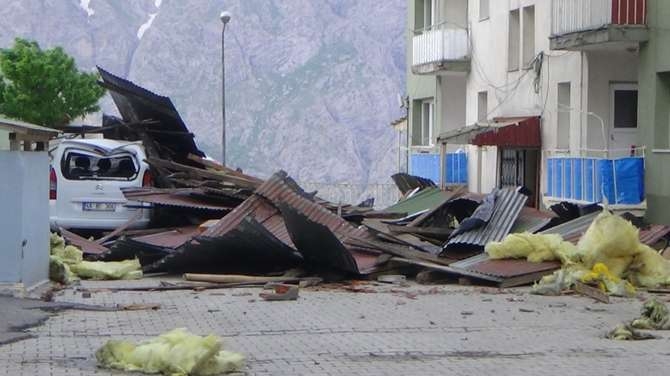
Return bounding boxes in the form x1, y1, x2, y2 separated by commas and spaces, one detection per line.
638, 0, 670, 223
406, 0, 647, 210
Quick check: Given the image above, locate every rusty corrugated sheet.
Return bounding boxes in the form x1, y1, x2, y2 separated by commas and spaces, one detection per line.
639, 224, 670, 246
443, 188, 528, 254
278, 203, 379, 274
122, 188, 235, 211
448, 253, 560, 287
98, 67, 204, 162
144, 217, 302, 273
60, 228, 109, 255
132, 227, 201, 248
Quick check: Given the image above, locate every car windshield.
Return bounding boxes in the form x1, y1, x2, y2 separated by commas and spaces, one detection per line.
61, 150, 139, 180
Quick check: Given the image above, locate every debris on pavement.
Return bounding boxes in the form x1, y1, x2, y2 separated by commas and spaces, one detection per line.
608, 299, 670, 340
95, 328, 244, 375
631, 299, 670, 330
259, 284, 299, 301
607, 323, 656, 341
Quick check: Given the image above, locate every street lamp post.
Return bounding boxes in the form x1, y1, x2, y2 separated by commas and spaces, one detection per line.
220, 11, 231, 166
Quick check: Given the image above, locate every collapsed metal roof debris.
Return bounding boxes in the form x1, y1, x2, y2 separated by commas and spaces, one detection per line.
443, 188, 528, 256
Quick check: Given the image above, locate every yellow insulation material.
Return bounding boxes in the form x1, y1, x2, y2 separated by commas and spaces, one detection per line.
486, 233, 578, 264
96, 328, 245, 375
49, 232, 142, 282
487, 212, 670, 294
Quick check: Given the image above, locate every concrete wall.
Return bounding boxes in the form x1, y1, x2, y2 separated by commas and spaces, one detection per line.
585, 50, 640, 152
466, 0, 585, 199
0, 152, 49, 287
0, 130, 8, 150
640, 0, 670, 223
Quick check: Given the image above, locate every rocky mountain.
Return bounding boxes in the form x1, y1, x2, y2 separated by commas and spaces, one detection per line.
0, 0, 405, 192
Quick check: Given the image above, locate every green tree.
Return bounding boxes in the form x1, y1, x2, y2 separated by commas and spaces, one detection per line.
0, 38, 105, 128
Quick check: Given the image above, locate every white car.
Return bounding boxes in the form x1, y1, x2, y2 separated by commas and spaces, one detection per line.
49, 138, 153, 230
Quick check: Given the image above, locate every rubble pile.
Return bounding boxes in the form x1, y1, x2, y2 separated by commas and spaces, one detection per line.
53, 69, 670, 297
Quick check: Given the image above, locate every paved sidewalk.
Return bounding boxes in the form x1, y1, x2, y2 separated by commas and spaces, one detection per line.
0, 278, 668, 375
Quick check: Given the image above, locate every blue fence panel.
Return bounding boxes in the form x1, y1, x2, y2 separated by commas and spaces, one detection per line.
546, 158, 555, 197
445, 152, 468, 184
573, 158, 583, 201
410, 154, 440, 183
598, 159, 615, 203
614, 157, 645, 204
564, 159, 573, 199
584, 158, 596, 202
555, 159, 564, 199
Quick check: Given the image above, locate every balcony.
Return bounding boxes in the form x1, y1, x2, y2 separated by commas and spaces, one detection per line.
550, 0, 648, 50
411, 23, 470, 75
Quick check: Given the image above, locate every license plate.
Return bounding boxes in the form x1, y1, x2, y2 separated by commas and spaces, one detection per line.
82, 202, 117, 212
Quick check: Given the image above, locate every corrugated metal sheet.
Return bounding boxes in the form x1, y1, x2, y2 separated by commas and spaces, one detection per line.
639, 224, 670, 246
382, 187, 463, 215
391, 173, 436, 194
472, 117, 541, 148
132, 227, 201, 248
179, 171, 381, 274
510, 207, 556, 234
145, 217, 302, 273
540, 211, 601, 244
278, 203, 379, 274
448, 253, 560, 287
98, 67, 204, 162
122, 189, 235, 211
444, 188, 528, 254
60, 228, 109, 255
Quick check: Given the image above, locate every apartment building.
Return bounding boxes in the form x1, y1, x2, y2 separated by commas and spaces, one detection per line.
639, 0, 670, 223
406, 0, 647, 210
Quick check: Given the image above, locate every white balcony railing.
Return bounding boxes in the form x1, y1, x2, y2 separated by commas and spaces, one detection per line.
412, 23, 469, 67
552, 0, 646, 36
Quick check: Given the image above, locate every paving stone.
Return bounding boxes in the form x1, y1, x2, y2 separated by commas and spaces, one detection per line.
0, 279, 668, 375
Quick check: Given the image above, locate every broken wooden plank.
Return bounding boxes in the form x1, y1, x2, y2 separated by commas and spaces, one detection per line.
59, 227, 109, 255
95, 210, 143, 244
574, 281, 610, 304
147, 157, 260, 189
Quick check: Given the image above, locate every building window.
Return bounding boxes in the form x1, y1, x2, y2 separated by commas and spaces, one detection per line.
414, 0, 436, 30
421, 99, 434, 146
411, 98, 434, 146
613, 89, 638, 129
479, 0, 490, 21
508, 9, 520, 71
557, 82, 571, 150
522, 6, 535, 68
478, 91, 488, 122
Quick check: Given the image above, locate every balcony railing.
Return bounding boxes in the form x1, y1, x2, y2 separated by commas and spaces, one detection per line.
552, 0, 646, 36
412, 23, 469, 68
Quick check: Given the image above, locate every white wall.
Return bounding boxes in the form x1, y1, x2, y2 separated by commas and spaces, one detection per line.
0, 130, 8, 150
439, 75, 467, 134
585, 50, 640, 152
464, 0, 586, 197
0, 152, 50, 287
